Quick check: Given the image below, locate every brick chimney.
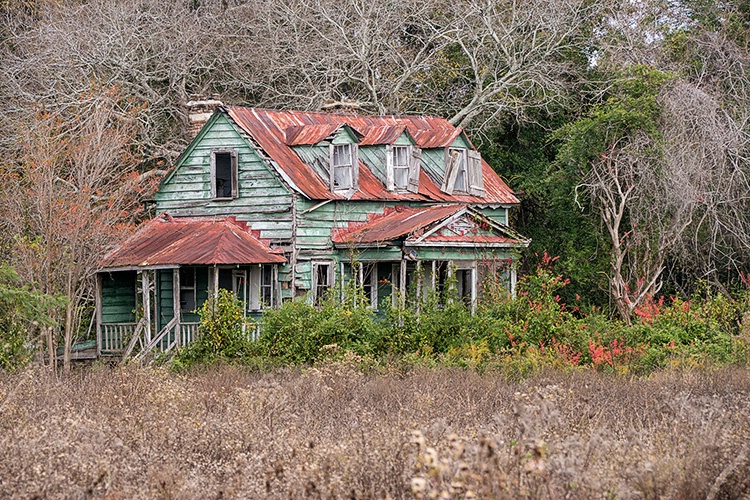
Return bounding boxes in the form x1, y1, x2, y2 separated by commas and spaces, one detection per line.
186, 98, 223, 138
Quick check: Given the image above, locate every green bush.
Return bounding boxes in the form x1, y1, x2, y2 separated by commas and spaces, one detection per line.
173, 289, 256, 368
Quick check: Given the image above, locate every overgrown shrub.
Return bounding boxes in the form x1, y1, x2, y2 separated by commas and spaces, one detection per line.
172, 289, 256, 369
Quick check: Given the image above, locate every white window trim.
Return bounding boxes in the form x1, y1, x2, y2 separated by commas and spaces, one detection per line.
356, 262, 378, 310
329, 143, 359, 191
248, 265, 277, 311
311, 261, 335, 304
385, 145, 421, 193
210, 148, 239, 200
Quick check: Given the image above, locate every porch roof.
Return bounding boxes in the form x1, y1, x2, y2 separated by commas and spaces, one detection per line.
99, 213, 285, 271
332, 205, 464, 245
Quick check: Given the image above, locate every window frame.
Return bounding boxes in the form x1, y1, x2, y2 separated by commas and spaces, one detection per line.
442, 148, 468, 195
179, 267, 196, 312
329, 143, 359, 191
311, 261, 335, 305
210, 148, 239, 200
249, 264, 277, 311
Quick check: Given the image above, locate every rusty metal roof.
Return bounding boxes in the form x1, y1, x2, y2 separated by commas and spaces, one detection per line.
225, 107, 519, 204
358, 125, 409, 146
332, 205, 464, 244
99, 214, 285, 270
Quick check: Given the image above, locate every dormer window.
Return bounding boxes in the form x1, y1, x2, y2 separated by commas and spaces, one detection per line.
210, 148, 238, 200
386, 144, 421, 193
330, 143, 359, 191
392, 146, 410, 189
442, 148, 484, 196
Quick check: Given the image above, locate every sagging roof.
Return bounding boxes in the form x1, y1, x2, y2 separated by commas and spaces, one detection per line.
224, 107, 519, 205
332, 205, 463, 244
332, 205, 528, 248
99, 213, 285, 271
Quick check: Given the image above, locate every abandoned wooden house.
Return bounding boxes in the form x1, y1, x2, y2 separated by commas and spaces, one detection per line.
95, 106, 529, 359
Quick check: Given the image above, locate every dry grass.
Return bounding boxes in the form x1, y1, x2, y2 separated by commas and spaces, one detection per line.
1, 362, 749, 499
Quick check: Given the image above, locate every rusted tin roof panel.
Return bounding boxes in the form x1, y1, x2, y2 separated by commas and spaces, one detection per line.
225, 107, 518, 204
332, 205, 463, 244
359, 125, 408, 146
100, 214, 285, 269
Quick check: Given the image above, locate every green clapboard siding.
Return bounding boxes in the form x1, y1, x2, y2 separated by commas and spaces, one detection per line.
155, 114, 293, 241
101, 271, 136, 324
158, 269, 174, 331
480, 207, 508, 225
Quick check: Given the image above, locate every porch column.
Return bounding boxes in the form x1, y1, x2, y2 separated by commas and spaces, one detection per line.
415, 261, 422, 315
173, 268, 181, 348
471, 267, 477, 315
399, 259, 407, 308
142, 271, 152, 344
95, 273, 102, 356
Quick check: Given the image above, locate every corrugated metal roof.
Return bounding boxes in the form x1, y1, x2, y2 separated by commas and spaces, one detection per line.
359, 125, 408, 146
332, 205, 464, 244
99, 214, 285, 270
225, 107, 519, 204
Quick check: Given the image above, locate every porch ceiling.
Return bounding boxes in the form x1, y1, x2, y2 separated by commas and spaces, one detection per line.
99, 213, 285, 270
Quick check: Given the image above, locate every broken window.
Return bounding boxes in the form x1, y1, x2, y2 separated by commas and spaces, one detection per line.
312, 262, 334, 305
353, 262, 378, 309
248, 265, 276, 311
210, 149, 238, 199
387, 145, 421, 193
442, 148, 484, 196
330, 144, 358, 190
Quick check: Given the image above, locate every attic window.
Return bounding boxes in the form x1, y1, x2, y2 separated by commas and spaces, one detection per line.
386, 145, 421, 193
442, 148, 484, 196
210, 148, 238, 199
330, 143, 358, 191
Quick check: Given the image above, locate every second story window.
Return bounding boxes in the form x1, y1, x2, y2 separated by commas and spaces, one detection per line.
392, 146, 410, 189
442, 148, 484, 196
330, 143, 358, 191
210, 148, 238, 200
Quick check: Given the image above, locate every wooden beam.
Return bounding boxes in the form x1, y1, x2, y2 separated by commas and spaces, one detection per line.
142, 271, 152, 344
173, 268, 181, 349
95, 273, 102, 357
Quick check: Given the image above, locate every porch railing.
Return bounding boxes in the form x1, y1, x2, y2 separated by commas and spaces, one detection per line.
101, 322, 137, 353
104, 320, 201, 362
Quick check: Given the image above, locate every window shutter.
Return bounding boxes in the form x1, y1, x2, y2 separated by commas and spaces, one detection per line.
209, 152, 217, 198
351, 143, 359, 189
467, 150, 484, 196
442, 149, 462, 195
231, 149, 239, 198
329, 143, 335, 190
408, 147, 421, 193
249, 266, 261, 311
385, 144, 395, 190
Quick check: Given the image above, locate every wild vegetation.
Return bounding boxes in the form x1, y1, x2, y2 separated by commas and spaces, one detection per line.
1, 365, 748, 498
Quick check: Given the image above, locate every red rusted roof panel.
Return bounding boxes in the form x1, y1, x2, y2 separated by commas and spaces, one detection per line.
359, 125, 408, 146
332, 205, 463, 244
225, 107, 519, 204
284, 124, 339, 145
100, 214, 286, 269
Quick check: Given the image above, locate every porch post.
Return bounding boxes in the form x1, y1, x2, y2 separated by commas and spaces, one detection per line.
95, 273, 102, 356
399, 259, 407, 308
471, 267, 477, 315
415, 261, 422, 315
173, 268, 181, 348
142, 271, 152, 344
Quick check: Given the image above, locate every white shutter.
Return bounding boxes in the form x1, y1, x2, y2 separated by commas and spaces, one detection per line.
408, 147, 421, 193
329, 143, 335, 190
385, 144, 395, 190
249, 266, 261, 311
467, 150, 485, 196
351, 143, 359, 189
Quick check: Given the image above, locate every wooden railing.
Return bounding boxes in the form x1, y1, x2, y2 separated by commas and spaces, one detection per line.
101, 322, 137, 353
180, 322, 200, 346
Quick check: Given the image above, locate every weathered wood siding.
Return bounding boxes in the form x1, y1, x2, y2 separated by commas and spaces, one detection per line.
100, 271, 136, 324
479, 207, 508, 225
155, 114, 294, 241
157, 269, 175, 331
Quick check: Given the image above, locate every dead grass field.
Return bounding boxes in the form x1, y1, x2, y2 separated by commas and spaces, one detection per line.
1, 363, 749, 499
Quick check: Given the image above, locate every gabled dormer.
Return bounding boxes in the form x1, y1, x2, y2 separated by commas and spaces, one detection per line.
285, 123, 363, 195
360, 125, 421, 193
441, 133, 484, 197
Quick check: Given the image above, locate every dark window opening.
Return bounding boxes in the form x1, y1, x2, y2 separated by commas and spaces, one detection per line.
314, 263, 331, 305
180, 268, 196, 312
215, 152, 233, 198
456, 269, 473, 306
218, 268, 234, 291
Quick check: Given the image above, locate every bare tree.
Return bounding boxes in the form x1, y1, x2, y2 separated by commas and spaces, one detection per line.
0, 88, 154, 373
